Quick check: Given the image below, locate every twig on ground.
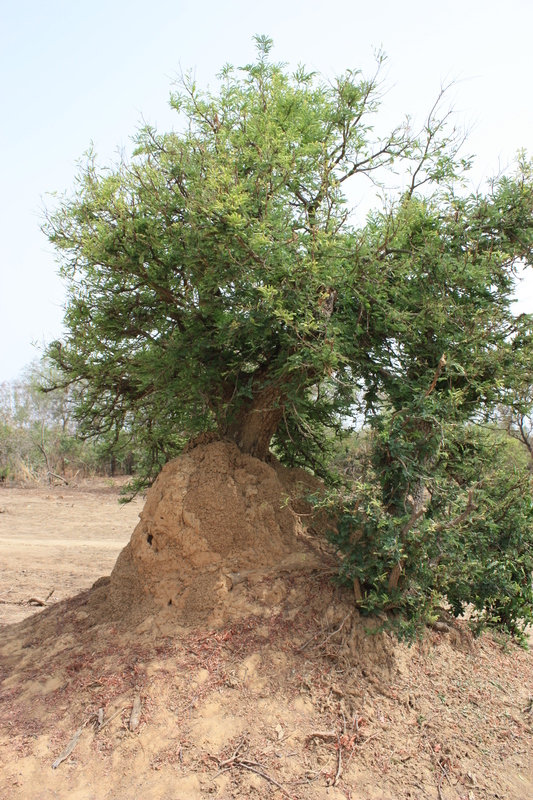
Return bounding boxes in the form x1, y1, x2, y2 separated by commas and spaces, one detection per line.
129, 693, 142, 732
96, 705, 129, 733
209, 737, 292, 798
238, 762, 292, 797
51, 728, 82, 769
305, 730, 337, 741
333, 734, 342, 786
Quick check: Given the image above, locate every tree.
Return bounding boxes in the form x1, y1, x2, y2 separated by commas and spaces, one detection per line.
43, 37, 533, 636
42, 38, 468, 479
44, 38, 533, 486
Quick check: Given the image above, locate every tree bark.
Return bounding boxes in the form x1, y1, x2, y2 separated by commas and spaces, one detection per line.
224, 384, 284, 461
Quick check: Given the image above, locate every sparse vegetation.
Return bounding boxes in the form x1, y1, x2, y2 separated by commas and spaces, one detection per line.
0, 361, 135, 483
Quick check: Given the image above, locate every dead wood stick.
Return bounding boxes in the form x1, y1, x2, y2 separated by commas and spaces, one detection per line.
320, 613, 352, 647
129, 693, 142, 731
96, 705, 129, 733
305, 730, 337, 741
333, 734, 342, 786
51, 728, 82, 769
237, 762, 292, 798
298, 631, 321, 652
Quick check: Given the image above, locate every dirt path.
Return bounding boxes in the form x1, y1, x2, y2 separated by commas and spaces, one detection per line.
0, 483, 142, 624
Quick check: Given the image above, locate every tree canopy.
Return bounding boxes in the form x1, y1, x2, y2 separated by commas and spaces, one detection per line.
47, 36, 533, 476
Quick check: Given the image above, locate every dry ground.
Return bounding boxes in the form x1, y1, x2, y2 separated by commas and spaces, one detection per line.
1, 482, 533, 800
0, 482, 143, 625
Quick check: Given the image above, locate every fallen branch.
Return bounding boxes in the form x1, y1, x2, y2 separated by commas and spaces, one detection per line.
209, 738, 292, 798
238, 762, 292, 797
28, 589, 55, 607
129, 693, 142, 732
305, 730, 337, 741
96, 705, 129, 733
51, 728, 82, 769
333, 734, 342, 786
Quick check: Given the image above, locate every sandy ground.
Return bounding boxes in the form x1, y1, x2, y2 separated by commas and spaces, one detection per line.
0, 482, 143, 625
1, 481, 533, 800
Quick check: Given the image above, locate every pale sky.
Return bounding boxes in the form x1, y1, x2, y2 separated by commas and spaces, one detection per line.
1, 0, 533, 381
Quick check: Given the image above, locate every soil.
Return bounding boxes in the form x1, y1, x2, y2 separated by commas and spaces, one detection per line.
1, 448, 533, 800
0, 479, 143, 626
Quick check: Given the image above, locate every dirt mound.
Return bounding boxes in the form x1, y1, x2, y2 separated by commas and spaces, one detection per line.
2, 472, 533, 799
106, 441, 324, 626
2, 567, 533, 800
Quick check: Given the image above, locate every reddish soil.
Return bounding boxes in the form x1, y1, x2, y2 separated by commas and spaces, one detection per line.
1, 451, 532, 800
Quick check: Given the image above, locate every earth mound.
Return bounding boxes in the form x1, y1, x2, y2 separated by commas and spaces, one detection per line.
106, 440, 324, 626
2, 469, 533, 799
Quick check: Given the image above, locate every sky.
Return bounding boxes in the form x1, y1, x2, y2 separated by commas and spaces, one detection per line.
1, 0, 533, 381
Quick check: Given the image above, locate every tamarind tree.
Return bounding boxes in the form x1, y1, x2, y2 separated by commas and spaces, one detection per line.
45, 37, 511, 473
44, 38, 533, 633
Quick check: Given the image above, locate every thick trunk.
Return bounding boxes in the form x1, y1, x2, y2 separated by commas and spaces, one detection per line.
225, 385, 284, 461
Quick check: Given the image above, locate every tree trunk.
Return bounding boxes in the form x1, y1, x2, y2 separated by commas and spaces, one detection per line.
225, 385, 284, 461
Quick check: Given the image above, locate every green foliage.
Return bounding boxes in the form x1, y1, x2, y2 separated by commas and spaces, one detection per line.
326, 425, 533, 643
43, 39, 478, 482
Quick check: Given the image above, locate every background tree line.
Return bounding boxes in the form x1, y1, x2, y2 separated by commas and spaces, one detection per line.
0, 360, 136, 483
